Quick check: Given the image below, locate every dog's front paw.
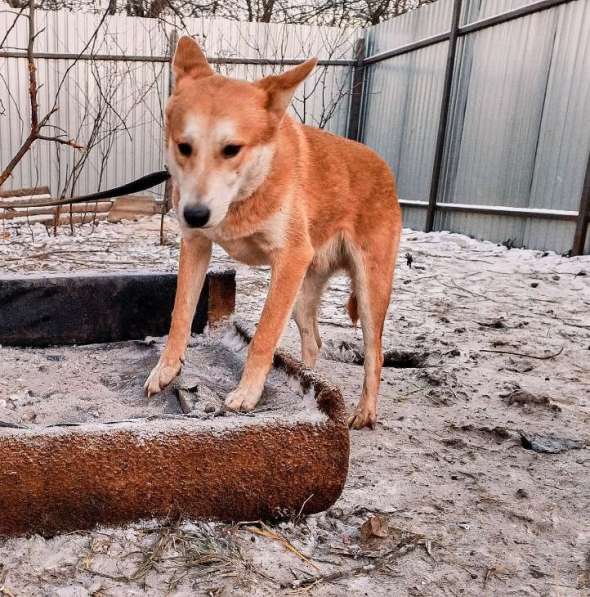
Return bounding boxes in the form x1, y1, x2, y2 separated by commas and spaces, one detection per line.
348, 404, 377, 430
224, 385, 262, 412
144, 358, 182, 398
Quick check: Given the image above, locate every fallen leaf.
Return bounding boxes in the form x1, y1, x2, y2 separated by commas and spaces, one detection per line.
360, 515, 389, 542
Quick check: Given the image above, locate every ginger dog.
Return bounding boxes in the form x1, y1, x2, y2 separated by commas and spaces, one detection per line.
145, 36, 401, 429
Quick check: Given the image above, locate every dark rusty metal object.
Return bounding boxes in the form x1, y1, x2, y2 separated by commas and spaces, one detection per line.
0, 273, 349, 537
0, 409, 348, 537
0, 270, 235, 347
0, 345, 348, 537
205, 269, 237, 326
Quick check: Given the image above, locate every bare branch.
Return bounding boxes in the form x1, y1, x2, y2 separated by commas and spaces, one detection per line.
0, 4, 26, 50
37, 135, 85, 150
0, 0, 84, 188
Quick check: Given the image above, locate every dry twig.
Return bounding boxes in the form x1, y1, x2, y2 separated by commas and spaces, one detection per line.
244, 522, 319, 570
285, 543, 418, 590
480, 346, 564, 360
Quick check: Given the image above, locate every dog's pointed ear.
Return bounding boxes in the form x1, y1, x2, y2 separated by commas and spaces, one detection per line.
256, 58, 317, 118
173, 36, 214, 82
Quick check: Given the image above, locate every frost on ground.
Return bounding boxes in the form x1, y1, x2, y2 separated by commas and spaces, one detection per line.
0, 331, 321, 428
0, 215, 589, 596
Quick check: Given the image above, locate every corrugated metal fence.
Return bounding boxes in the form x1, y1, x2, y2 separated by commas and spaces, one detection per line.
0, 10, 356, 204
361, 0, 590, 254
1, 0, 589, 254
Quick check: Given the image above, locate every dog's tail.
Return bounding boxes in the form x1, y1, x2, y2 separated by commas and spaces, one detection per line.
346, 292, 359, 327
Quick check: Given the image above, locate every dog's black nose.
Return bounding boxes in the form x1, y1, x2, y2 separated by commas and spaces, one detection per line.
183, 204, 210, 228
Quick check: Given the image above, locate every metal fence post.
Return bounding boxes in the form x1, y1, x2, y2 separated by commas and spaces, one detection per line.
346, 37, 366, 142
572, 149, 590, 255
163, 28, 178, 213
424, 0, 463, 233
160, 29, 178, 245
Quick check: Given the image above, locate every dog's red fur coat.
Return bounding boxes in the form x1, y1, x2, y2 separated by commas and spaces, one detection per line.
145, 37, 402, 429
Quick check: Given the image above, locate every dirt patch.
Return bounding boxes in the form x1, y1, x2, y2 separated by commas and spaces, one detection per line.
0, 217, 589, 595
0, 328, 320, 429
501, 386, 561, 413
322, 339, 429, 368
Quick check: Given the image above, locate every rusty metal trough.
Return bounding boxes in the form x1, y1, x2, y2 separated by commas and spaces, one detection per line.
0, 271, 349, 537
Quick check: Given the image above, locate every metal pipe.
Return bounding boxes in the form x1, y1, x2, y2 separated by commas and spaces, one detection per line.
362, 32, 449, 65
458, 0, 577, 36
346, 37, 366, 141
424, 0, 463, 233
572, 150, 590, 255
399, 199, 578, 222
0, 50, 355, 67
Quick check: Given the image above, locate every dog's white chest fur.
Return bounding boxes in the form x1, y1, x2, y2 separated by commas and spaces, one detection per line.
217, 236, 273, 266
205, 207, 289, 266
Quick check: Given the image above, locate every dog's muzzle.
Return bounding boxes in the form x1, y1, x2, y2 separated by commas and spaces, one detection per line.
183, 204, 210, 228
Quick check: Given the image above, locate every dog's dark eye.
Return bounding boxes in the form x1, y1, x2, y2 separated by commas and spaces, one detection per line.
222, 144, 242, 158
178, 143, 192, 157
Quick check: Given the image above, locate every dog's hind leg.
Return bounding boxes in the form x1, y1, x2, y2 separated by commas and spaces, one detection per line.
346, 229, 399, 429
292, 268, 331, 368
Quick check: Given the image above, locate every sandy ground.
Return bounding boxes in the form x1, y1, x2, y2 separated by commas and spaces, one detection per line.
0, 215, 589, 596
0, 332, 318, 427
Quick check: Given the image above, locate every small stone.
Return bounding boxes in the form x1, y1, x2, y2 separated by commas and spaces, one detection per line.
204, 403, 216, 413
530, 565, 550, 578
47, 354, 65, 362
328, 507, 344, 519
516, 488, 529, 499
